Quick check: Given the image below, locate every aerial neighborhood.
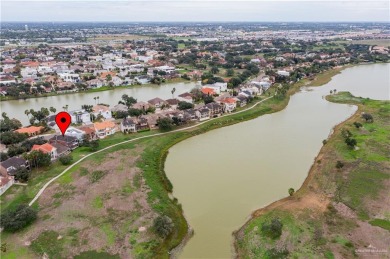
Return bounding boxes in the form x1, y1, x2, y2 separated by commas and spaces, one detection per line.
1, 23, 389, 195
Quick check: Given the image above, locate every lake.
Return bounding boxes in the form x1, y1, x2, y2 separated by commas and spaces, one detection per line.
0, 81, 199, 125
164, 63, 390, 258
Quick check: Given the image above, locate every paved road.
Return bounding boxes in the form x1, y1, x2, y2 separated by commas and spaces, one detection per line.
29, 96, 274, 206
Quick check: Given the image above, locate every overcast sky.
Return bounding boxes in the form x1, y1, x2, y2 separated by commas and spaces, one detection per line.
1, 1, 389, 22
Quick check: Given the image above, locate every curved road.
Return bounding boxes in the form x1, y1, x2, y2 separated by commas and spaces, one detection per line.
29, 96, 274, 206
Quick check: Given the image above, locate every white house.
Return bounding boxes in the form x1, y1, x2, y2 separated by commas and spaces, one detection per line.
69, 109, 92, 124
92, 105, 112, 120
120, 118, 137, 133
65, 127, 85, 141
58, 73, 81, 83
277, 70, 290, 77
202, 82, 228, 94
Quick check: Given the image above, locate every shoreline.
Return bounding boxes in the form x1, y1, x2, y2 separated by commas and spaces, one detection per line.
0, 78, 190, 102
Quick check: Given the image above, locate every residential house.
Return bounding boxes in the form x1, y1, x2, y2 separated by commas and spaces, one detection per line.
148, 97, 167, 110
196, 107, 211, 121
49, 135, 79, 150
79, 126, 97, 140
165, 99, 179, 110
58, 73, 80, 83
15, 126, 44, 137
203, 82, 227, 94
69, 110, 91, 124
86, 78, 104, 89
92, 105, 112, 120
178, 92, 194, 103
183, 109, 198, 121
201, 87, 216, 96
121, 118, 137, 133
219, 98, 237, 113
0, 157, 30, 176
236, 95, 248, 107
132, 101, 150, 111
94, 121, 116, 138
64, 127, 86, 141
110, 104, 128, 113
205, 102, 224, 117
31, 143, 58, 160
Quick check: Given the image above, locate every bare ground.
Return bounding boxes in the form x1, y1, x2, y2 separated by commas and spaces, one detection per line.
7, 145, 159, 258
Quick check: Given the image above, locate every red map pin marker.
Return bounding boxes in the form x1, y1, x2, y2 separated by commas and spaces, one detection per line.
55, 112, 71, 136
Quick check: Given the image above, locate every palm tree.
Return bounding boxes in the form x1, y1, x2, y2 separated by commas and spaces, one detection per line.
49, 107, 56, 114
62, 105, 69, 111
171, 87, 176, 98
334, 89, 337, 93
94, 97, 97, 104
97, 96, 100, 104
330, 90, 333, 94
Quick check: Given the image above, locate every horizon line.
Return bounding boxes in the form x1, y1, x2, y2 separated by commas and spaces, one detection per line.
3, 20, 390, 23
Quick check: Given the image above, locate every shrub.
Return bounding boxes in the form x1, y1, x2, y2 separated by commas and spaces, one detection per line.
89, 170, 106, 183
336, 161, 344, 169
14, 167, 31, 183
353, 122, 362, 128
362, 113, 373, 122
288, 188, 295, 196
261, 218, 283, 239
153, 215, 174, 239
0, 205, 37, 232
157, 117, 174, 131
322, 139, 327, 145
89, 140, 100, 152
345, 137, 357, 148
59, 154, 73, 165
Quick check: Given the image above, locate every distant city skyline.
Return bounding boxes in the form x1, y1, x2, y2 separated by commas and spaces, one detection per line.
2, 1, 389, 22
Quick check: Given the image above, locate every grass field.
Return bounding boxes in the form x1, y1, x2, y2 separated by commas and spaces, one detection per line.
332, 39, 390, 46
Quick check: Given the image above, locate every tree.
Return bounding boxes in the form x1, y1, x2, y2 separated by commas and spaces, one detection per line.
120, 94, 137, 107
49, 107, 56, 114
225, 68, 234, 77
81, 105, 93, 112
288, 188, 295, 196
0, 205, 37, 232
59, 154, 73, 165
158, 117, 174, 131
210, 66, 219, 74
229, 77, 242, 88
177, 101, 194, 110
128, 108, 143, 117
29, 107, 50, 125
106, 74, 112, 82
14, 167, 31, 183
171, 87, 176, 98
261, 218, 283, 239
0, 132, 28, 145
89, 140, 100, 151
0, 113, 22, 132
203, 95, 214, 104
24, 150, 51, 168
362, 113, 373, 122
153, 215, 174, 239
